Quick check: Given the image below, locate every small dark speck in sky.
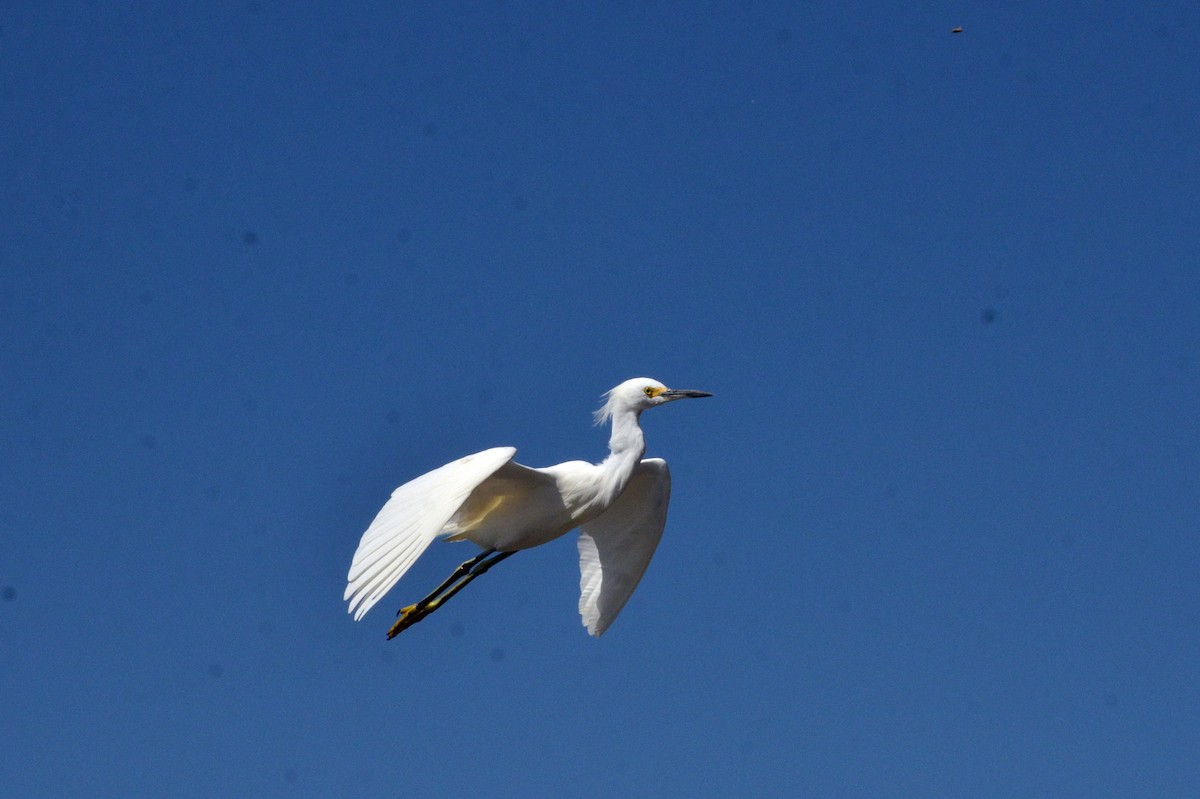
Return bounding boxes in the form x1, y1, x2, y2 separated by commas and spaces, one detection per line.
242, 230, 259, 245
981, 308, 998, 324
2, 586, 15, 602
952, 27, 963, 34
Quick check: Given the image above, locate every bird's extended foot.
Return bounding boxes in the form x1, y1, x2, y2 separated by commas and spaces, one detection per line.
387, 604, 424, 639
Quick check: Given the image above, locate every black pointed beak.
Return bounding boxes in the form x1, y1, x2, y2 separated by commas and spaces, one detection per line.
661, 389, 713, 400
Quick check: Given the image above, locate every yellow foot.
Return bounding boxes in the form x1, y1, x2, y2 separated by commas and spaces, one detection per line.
387, 604, 423, 639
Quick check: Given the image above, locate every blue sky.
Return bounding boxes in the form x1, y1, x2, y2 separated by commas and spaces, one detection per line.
2, 2, 1198, 796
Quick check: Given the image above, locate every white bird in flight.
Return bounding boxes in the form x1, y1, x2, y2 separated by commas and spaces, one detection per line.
344, 377, 711, 638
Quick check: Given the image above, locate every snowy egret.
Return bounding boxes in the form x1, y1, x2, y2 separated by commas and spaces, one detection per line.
344, 377, 711, 638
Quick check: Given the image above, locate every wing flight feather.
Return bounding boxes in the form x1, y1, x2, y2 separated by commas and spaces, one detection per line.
577, 459, 671, 637
344, 446, 517, 620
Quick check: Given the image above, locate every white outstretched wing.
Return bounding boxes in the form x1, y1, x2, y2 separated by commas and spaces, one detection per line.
577, 458, 671, 637
345, 446, 517, 620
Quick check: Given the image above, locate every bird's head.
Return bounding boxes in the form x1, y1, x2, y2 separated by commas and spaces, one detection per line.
593, 377, 712, 425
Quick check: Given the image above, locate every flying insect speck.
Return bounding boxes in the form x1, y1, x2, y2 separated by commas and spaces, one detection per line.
344, 377, 712, 638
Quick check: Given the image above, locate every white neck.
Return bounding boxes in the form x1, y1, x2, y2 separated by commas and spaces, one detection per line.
596, 406, 646, 506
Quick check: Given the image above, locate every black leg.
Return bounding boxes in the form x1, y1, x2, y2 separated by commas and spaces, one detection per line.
387, 549, 517, 639
396, 549, 495, 617
422, 550, 516, 612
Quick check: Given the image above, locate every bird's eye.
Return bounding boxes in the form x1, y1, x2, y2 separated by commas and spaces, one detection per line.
643, 386, 655, 397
